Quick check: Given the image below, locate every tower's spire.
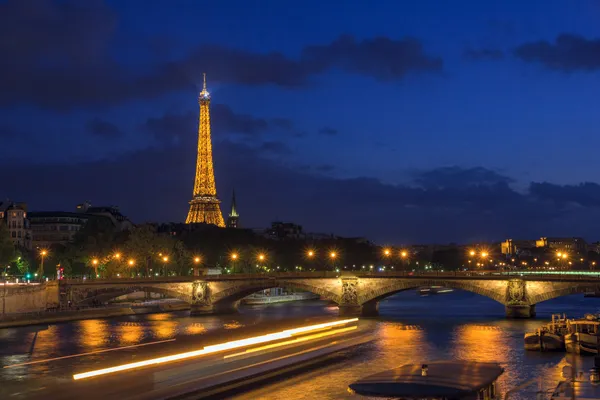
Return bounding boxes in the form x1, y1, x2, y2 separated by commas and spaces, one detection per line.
199, 72, 210, 101
226, 189, 239, 228
229, 189, 239, 218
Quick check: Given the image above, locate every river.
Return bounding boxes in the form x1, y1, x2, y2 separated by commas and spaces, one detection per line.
1, 290, 598, 399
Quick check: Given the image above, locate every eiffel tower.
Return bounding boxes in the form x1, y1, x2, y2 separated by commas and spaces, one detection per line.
185, 74, 225, 226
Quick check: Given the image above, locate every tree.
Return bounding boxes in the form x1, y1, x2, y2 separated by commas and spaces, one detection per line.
0, 223, 15, 269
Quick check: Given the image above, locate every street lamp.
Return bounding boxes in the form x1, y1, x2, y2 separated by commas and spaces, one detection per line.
469, 250, 476, 256
480, 251, 488, 258
128, 259, 135, 266
383, 248, 391, 257
92, 258, 99, 278
258, 253, 266, 262
114, 252, 121, 260
231, 252, 238, 260
162, 256, 169, 276
39, 249, 48, 278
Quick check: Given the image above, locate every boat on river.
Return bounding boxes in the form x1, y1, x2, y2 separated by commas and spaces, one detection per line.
348, 360, 504, 399
242, 288, 319, 305
418, 286, 454, 296
524, 313, 568, 351
565, 314, 600, 355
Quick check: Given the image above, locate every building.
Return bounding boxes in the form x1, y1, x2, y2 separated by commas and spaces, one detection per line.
268, 221, 304, 240
536, 237, 587, 254
185, 74, 225, 227
29, 202, 132, 248
500, 239, 536, 255
29, 211, 90, 248
226, 190, 239, 228
76, 202, 133, 231
0, 200, 31, 249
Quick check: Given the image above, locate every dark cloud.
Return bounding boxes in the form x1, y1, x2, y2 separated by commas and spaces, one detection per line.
259, 141, 291, 155
412, 166, 514, 189
0, 1, 443, 110
463, 48, 505, 61
315, 164, 335, 172
86, 118, 124, 138
318, 127, 338, 136
530, 182, 600, 208
0, 125, 19, 139
514, 34, 600, 72
5, 135, 600, 243
141, 105, 297, 146
302, 35, 442, 81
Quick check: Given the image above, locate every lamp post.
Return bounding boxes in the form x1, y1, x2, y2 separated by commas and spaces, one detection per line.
162, 256, 169, 276
329, 251, 337, 272
193, 256, 201, 276
39, 250, 47, 279
91, 258, 99, 278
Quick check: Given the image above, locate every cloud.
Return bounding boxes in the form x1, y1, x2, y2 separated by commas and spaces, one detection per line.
5, 134, 600, 243
302, 35, 443, 81
412, 166, 514, 189
315, 164, 335, 172
514, 34, 600, 72
259, 141, 291, 155
463, 48, 505, 61
141, 105, 297, 146
0, 1, 443, 110
530, 182, 600, 208
318, 127, 338, 136
86, 118, 124, 138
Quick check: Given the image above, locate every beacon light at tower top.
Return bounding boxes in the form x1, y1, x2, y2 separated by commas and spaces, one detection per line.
72, 318, 359, 380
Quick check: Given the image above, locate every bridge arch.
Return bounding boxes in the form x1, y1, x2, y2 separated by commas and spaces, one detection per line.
359, 279, 507, 309
210, 279, 340, 308
528, 283, 600, 305
72, 285, 192, 305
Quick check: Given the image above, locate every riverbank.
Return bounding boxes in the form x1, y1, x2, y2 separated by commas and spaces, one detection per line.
0, 302, 190, 329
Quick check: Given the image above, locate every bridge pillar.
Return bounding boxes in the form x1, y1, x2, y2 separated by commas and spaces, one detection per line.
505, 304, 536, 319
504, 279, 535, 319
338, 276, 366, 316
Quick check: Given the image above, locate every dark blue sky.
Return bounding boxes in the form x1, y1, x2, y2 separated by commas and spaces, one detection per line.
3, 0, 600, 244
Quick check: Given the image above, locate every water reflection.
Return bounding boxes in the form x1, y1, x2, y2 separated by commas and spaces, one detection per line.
77, 320, 109, 351
118, 323, 143, 345
185, 323, 207, 335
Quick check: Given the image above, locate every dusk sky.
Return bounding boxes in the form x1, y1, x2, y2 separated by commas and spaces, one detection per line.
3, 0, 600, 244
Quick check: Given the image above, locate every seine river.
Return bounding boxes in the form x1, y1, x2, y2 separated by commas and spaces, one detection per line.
0, 291, 598, 399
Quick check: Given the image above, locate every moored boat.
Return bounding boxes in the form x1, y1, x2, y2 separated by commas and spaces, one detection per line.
524, 314, 568, 352
565, 314, 600, 355
348, 360, 504, 399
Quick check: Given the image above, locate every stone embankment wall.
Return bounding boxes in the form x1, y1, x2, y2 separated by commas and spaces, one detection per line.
1, 281, 59, 314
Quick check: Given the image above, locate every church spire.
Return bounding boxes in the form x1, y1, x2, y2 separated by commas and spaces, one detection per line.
227, 190, 239, 228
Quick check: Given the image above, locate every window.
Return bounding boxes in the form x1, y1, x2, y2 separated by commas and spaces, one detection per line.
11, 231, 16, 238
17, 231, 21, 238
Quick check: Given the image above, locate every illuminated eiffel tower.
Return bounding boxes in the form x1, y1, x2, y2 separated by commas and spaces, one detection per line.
185, 74, 225, 226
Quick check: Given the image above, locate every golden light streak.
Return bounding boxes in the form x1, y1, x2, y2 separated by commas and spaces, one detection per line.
73, 318, 358, 380
4, 339, 176, 369
223, 325, 357, 359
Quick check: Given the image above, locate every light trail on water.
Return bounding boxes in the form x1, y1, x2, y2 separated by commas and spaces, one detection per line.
72, 318, 359, 380
3, 338, 176, 369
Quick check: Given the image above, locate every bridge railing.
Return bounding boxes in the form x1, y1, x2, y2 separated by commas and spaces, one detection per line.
57, 270, 600, 284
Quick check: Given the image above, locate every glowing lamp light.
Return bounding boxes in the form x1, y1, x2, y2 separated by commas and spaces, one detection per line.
400, 251, 408, 258
231, 253, 238, 260
307, 250, 314, 257
329, 251, 337, 259
162, 256, 169, 262
258, 254, 265, 261
194, 257, 201, 264
128, 259, 135, 266
383, 249, 391, 256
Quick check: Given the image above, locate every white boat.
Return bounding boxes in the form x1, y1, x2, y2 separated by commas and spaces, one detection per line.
242, 289, 319, 305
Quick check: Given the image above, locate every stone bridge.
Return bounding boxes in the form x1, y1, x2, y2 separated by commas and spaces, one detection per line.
56, 272, 600, 318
